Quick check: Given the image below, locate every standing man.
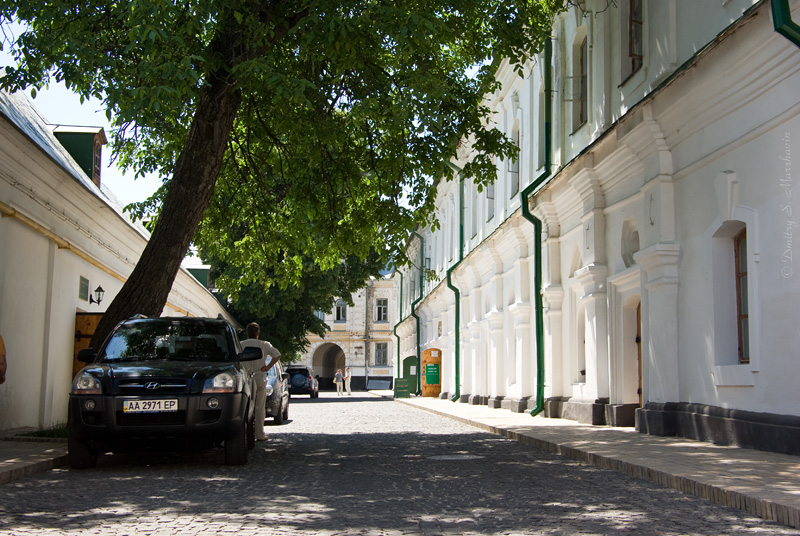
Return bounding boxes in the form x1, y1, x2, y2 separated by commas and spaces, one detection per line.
241, 322, 281, 441
344, 366, 352, 395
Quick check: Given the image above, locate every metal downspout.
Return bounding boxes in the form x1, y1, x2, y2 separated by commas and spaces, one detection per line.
364, 282, 370, 389
446, 170, 465, 402
772, 0, 800, 47
393, 271, 403, 379
520, 38, 553, 417
410, 231, 424, 395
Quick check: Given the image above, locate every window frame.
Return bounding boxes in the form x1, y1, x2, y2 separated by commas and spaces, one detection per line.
629, 0, 643, 75
578, 36, 588, 127
92, 138, 102, 184
375, 342, 388, 366
335, 299, 347, 323
508, 128, 520, 197
734, 229, 749, 364
375, 298, 389, 323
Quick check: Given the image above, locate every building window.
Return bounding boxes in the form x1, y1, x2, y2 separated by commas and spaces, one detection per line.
79, 276, 90, 301
509, 129, 520, 197
538, 87, 546, 168
734, 229, 749, 364
574, 36, 588, 129
335, 299, 347, 323
470, 182, 479, 238
375, 298, 388, 323
629, 0, 643, 74
92, 139, 102, 185
486, 181, 495, 221
375, 342, 388, 366
314, 310, 325, 321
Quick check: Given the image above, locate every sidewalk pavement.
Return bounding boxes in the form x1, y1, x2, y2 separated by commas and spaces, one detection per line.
0, 431, 67, 486
2, 393, 799, 530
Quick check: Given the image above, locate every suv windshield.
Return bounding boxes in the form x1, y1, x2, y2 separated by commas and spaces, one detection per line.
99, 320, 234, 363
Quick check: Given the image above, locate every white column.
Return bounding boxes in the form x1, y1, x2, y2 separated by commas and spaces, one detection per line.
510, 302, 532, 399
634, 242, 681, 403
575, 263, 610, 401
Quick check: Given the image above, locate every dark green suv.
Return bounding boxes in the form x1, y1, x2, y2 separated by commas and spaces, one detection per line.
68, 316, 263, 468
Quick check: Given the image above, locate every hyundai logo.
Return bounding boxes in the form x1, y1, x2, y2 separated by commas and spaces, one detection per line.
145, 382, 161, 390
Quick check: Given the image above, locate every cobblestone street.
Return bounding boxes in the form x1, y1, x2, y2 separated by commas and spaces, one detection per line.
1, 393, 798, 536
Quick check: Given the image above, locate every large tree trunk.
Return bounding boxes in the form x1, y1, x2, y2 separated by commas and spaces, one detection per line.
91, 70, 242, 349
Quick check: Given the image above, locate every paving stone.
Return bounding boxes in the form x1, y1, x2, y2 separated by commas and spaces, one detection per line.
0, 393, 798, 535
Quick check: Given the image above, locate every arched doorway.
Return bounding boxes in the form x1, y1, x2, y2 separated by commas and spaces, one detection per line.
311, 342, 346, 390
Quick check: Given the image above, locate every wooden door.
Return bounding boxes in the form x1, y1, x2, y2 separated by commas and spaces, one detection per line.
73, 313, 103, 378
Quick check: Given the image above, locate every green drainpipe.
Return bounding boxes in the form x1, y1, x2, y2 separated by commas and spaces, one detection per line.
446, 166, 465, 402
520, 38, 553, 417
410, 231, 424, 395
772, 0, 800, 47
393, 270, 403, 379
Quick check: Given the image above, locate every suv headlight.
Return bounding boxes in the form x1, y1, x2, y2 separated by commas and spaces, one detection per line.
72, 372, 102, 395
203, 372, 238, 393
265, 383, 274, 397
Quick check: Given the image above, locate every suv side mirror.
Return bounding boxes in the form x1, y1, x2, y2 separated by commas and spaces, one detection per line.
77, 348, 96, 363
240, 347, 263, 361
281, 373, 289, 381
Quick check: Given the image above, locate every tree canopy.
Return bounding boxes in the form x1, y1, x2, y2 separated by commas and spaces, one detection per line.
0, 0, 562, 346
215, 251, 387, 359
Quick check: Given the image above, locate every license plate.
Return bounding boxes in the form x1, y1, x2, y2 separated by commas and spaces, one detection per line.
123, 399, 178, 413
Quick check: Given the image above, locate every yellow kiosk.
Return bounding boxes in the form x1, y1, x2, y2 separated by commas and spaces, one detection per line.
421, 348, 441, 398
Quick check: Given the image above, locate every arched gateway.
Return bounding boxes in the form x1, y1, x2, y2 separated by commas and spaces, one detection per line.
310, 342, 347, 390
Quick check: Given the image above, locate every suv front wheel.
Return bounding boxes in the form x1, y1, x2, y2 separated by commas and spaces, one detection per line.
68, 434, 98, 469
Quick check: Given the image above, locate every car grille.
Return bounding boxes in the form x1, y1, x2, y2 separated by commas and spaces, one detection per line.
117, 378, 190, 395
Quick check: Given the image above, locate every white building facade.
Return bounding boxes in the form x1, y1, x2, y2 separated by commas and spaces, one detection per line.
301, 276, 397, 391
395, 0, 800, 455
0, 90, 236, 432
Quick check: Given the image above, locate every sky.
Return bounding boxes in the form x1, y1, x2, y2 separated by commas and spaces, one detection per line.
1, 20, 162, 206
20, 83, 163, 206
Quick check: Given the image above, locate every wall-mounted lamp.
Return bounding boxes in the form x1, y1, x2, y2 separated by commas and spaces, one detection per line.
89, 285, 105, 305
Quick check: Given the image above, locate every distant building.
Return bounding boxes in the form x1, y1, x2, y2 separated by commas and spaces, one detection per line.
395, 1, 800, 455
300, 276, 396, 391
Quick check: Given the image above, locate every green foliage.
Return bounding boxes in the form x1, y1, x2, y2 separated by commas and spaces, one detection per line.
211, 250, 387, 357
1, 0, 564, 301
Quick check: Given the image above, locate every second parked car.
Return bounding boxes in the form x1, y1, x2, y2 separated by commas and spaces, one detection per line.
285, 365, 319, 398
265, 361, 290, 424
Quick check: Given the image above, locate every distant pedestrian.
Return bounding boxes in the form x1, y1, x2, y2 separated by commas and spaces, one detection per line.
334, 369, 344, 396
0, 335, 6, 384
344, 367, 352, 395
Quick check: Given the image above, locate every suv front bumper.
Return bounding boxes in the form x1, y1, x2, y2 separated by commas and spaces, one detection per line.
69, 392, 249, 445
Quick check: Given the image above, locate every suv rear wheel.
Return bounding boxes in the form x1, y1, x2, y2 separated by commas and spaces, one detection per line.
246, 413, 256, 450
224, 419, 249, 465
